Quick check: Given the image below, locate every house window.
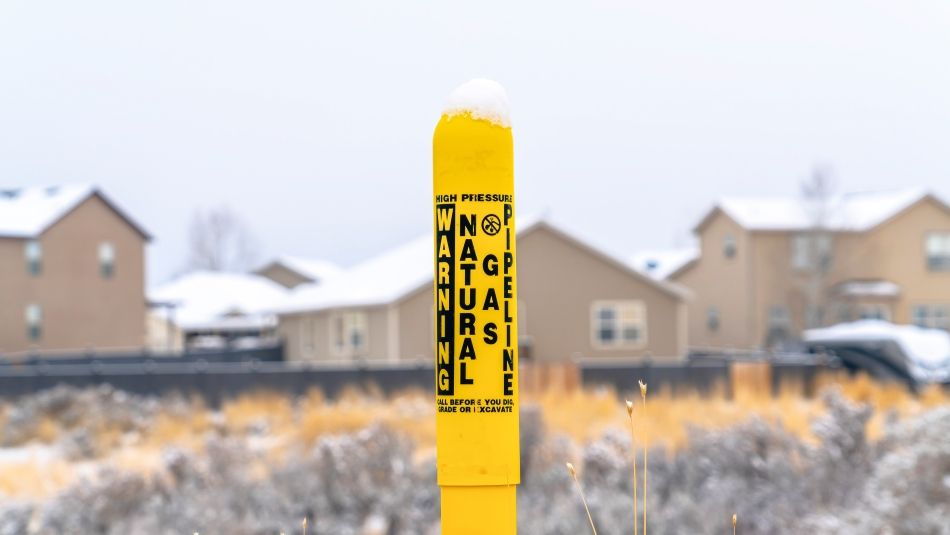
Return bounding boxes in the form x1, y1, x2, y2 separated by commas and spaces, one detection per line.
833, 303, 852, 324
723, 234, 737, 258
805, 305, 824, 329
858, 304, 890, 321
591, 300, 647, 349
706, 307, 720, 332
911, 304, 950, 330
926, 232, 950, 271
25, 304, 42, 341
98, 242, 116, 278
768, 305, 790, 328
331, 311, 368, 356
792, 234, 833, 271
24, 241, 42, 275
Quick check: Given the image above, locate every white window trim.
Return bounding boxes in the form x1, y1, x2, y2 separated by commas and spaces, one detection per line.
768, 305, 791, 328
328, 310, 369, 358
925, 231, 950, 271
706, 306, 721, 332
98, 242, 116, 278
25, 304, 42, 341
792, 233, 833, 272
590, 300, 648, 350
723, 234, 737, 259
911, 304, 950, 330
24, 240, 42, 275
791, 234, 810, 270
857, 303, 891, 322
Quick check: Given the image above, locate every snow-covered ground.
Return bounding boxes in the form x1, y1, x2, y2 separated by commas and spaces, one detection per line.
0, 444, 57, 464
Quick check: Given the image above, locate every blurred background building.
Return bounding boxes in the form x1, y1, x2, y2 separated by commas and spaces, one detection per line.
0, 185, 149, 356
659, 188, 950, 350
276, 218, 688, 363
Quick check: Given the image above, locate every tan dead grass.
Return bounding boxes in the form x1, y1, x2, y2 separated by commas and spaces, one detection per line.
530, 371, 950, 448
0, 459, 77, 499
222, 390, 295, 436
0, 369, 946, 501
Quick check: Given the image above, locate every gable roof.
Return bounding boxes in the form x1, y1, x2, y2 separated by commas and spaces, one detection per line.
695, 188, 942, 233
255, 256, 343, 283
277, 216, 686, 315
0, 184, 151, 240
627, 247, 699, 281
149, 271, 289, 330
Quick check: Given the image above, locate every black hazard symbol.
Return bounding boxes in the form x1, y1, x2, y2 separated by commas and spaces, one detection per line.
482, 214, 501, 236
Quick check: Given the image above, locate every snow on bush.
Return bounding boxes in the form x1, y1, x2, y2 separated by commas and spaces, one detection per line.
1, 387, 948, 534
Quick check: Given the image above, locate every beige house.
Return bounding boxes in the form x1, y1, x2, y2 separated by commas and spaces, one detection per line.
667, 188, 950, 350
0, 185, 150, 355
277, 219, 688, 363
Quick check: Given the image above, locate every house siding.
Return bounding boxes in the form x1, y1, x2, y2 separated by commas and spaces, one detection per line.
674, 213, 754, 349
675, 196, 950, 350
858, 197, 950, 324
282, 224, 687, 363
0, 195, 146, 354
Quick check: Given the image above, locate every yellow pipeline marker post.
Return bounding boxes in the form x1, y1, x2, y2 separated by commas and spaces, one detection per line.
433, 79, 520, 535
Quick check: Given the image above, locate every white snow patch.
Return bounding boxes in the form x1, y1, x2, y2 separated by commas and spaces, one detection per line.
715, 188, 933, 232
276, 214, 688, 314
442, 79, 511, 127
277, 234, 434, 314
0, 444, 59, 464
0, 184, 95, 237
278, 216, 545, 313
805, 320, 950, 381
834, 280, 901, 298
149, 271, 289, 330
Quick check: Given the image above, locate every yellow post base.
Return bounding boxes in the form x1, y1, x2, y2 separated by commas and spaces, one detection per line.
441, 485, 517, 535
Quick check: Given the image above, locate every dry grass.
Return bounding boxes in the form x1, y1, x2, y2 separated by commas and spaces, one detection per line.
531, 371, 950, 448
0, 458, 77, 499
0, 369, 946, 502
222, 390, 295, 434
140, 410, 213, 452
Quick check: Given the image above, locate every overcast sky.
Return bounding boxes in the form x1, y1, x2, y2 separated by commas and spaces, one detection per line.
2, 1, 949, 284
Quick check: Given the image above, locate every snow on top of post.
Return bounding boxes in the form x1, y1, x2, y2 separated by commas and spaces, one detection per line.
443, 79, 511, 127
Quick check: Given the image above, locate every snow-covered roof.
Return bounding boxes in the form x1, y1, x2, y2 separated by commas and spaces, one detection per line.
702, 188, 937, 232
443, 79, 511, 127
627, 247, 699, 280
0, 184, 149, 239
278, 216, 687, 315
149, 271, 289, 331
804, 320, 950, 382
833, 280, 901, 298
266, 256, 343, 283
278, 233, 433, 314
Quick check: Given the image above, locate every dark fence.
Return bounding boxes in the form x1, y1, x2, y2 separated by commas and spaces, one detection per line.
0, 360, 434, 406
0, 354, 833, 405
0, 344, 284, 367
580, 360, 733, 396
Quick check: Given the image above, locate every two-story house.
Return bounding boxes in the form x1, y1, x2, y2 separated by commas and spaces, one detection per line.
0, 185, 150, 355
668, 188, 950, 350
